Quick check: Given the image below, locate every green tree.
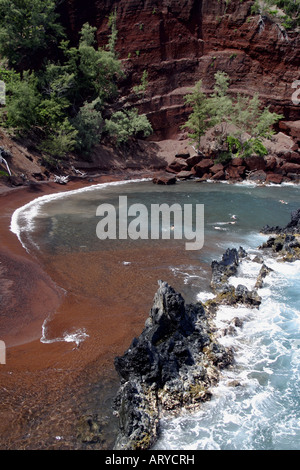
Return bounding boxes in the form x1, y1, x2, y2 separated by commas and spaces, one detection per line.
133, 70, 149, 99
4, 71, 41, 131
229, 92, 283, 157
72, 99, 103, 156
181, 80, 210, 153
107, 9, 118, 55
0, 0, 64, 71
183, 72, 283, 159
105, 108, 152, 145
38, 61, 75, 100
39, 118, 78, 159
37, 96, 70, 129
57, 22, 123, 105
208, 71, 232, 127
0, 65, 20, 86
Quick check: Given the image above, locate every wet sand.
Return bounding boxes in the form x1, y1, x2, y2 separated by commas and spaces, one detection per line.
0, 176, 145, 449
0, 174, 207, 450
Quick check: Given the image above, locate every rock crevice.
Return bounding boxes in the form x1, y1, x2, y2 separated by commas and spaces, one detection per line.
112, 209, 300, 450
113, 245, 264, 450
113, 280, 233, 450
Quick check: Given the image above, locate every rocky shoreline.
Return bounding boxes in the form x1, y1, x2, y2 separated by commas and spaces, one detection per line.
152, 133, 300, 186
113, 279, 234, 450
112, 248, 262, 450
150, 124, 300, 186
1, 124, 299, 191
260, 208, 300, 262
112, 208, 300, 450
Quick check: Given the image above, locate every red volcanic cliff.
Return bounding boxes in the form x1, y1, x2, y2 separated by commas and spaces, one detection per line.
60, 0, 299, 140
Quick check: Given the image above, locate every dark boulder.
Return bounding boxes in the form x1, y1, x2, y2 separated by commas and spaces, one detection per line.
113, 281, 233, 450
260, 234, 300, 262
247, 170, 267, 183
244, 155, 266, 171
211, 247, 244, 291
266, 173, 284, 184
167, 158, 189, 173
262, 208, 300, 235
152, 174, 176, 185
176, 170, 195, 179
186, 154, 202, 168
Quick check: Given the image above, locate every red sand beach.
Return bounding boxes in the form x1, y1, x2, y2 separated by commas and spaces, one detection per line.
0, 174, 200, 449
0, 176, 147, 449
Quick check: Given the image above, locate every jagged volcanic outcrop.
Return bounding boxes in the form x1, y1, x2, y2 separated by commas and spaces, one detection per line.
113, 280, 233, 450
113, 230, 300, 450
112, 246, 266, 450
262, 208, 300, 235
208, 247, 262, 309
260, 208, 300, 261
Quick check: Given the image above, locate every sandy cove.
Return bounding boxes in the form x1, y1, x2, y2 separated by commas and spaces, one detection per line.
0, 174, 137, 347
0, 134, 201, 449
0, 172, 164, 450
1, 149, 299, 449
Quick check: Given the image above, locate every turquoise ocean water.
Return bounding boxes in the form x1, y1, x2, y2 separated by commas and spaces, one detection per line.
11, 180, 300, 450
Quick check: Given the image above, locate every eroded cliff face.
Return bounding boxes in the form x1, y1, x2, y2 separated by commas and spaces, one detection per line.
60, 0, 299, 139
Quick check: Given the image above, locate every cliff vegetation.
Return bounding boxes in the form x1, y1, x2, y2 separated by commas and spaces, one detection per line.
0, 0, 299, 184
0, 1, 152, 174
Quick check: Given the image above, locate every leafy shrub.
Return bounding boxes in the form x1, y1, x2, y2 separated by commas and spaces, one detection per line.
183, 72, 283, 159
72, 99, 103, 156
105, 108, 152, 145
37, 96, 70, 128
39, 119, 78, 159
0, 0, 64, 70
133, 70, 149, 97
4, 72, 41, 131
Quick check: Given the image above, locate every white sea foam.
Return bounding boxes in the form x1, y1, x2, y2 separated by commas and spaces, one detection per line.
228, 257, 262, 290
62, 329, 89, 347
155, 242, 300, 450
233, 180, 299, 188
41, 318, 89, 347
10, 178, 151, 251
233, 180, 258, 187
196, 291, 215, 302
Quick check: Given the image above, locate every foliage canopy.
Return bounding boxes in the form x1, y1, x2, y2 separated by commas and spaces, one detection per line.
0, 0, 64, 70
251, 0, 299, 30
182, 71, 283, 159
0, 5, 152, 164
